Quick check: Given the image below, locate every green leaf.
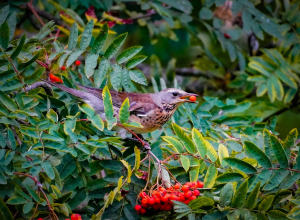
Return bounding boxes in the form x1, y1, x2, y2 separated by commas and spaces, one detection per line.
231, 180, 248, 208
275, 69, 297, 89
119, 98, 130, 124
263, 169, 289, 191
7, 12, 16, 41
244, 141, 272, 168
218, 144, 229, 167
7, 128, 16, 150
11, 33, 26, 60
181, 155, 190, 171
0, 91, 18, 112
204, 164, 217, 188
91, 23, 108, 53
124, 204, 140, 220
79, 103, 95, 118
134, 146, 140, 172
249, 61, 271, 77
85, 53, 99, 78
122, 68, 131, 92
284, 88, 297, 103
270, 135, 288, 168
104, 32, 128, 59
172, 123, 196, 153
215, 173, 244, 183
41, 161, 55, 180
0, 173, 6, 184
0, 22, 9, 50
102, 86, 117, 130
24, 185, 41, 203
68, 188, 87, 209
24, 67, 46, 84
46, 109, 58, 123
91, 115, 104, 131
258, 195, 274, 211
116, 46, 143, 64
205, 140, 218, 162
220, 182, 234, 207
162, 136, 184, 153
110, 64, 122, 90
6, 197, 27, 205
267, 210, 287, 220
66, 49, 84, 67
224, 157, 257, 174
18, 51, 41, 70
192, 128, 207, 157
68, 22, 78, 50
0, 6, 9, 26
22, 202, 34, 214
80, 19, 94, 50
199, 7, 213, 20
0, 196, 13, 220
257, 83, 267, 97
94, 58, 110, 88
245, 181, 261, 209
129, 70, 147, 85
126, 55, 147, 69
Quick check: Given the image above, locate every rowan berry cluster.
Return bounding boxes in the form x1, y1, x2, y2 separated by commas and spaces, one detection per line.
135, 181, 203, 215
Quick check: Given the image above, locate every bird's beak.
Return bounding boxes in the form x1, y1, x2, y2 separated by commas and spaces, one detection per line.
179, 93, 198, 103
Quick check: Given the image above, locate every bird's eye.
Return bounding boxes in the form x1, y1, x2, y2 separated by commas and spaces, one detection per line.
172, 92, 178, 97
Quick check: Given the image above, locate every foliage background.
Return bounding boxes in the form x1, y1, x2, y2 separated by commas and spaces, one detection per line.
0, 0, 300, 220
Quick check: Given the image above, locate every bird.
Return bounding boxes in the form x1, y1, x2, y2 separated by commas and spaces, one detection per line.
41, 79, 198, 137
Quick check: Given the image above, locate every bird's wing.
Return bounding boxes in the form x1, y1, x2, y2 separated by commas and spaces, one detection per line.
75, 84, 158, 116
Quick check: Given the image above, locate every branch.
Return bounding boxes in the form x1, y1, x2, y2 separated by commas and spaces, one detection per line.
28, 5, 64, 26
263, 101, 300, 122
12, 81, 53, 96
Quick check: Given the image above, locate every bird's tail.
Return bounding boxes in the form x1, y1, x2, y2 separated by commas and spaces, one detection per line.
40, 78, 86, 99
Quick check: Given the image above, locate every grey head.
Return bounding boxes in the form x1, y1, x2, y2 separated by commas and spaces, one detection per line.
158, 88, 198, 105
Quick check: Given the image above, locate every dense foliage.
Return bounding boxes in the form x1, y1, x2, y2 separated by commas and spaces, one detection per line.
0, 0, 300, 220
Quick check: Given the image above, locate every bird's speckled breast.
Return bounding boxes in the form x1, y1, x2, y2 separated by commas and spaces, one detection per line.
130, 103, 178, 134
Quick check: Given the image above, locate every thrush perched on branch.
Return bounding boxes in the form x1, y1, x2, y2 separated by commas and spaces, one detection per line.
42, 79, 198, 138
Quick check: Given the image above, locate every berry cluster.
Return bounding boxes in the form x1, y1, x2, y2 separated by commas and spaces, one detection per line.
135, 181, 203, 215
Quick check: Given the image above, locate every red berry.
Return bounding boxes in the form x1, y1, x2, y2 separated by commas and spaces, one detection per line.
141, 198, 148, 204
185, 182, 192, 186
71, 214, 81, 220
193, 189, 200, 196
197, 181, 204, 188
184, 200, 189, 204
190, 182, 197, 188
190, 196, 196, 200
161, 195, 169, 202
139, 192, 147, 198
170, 194, 178, 201
165, 204, 172, 211
61, 66, 66, 70
75, 60, 81, 66
174, 184, 180, 189
159, 187, 166, 192
148, 197, 155, 205
224, 33, 231, 39
179, 196, 185, 202
182, 185, 190, 192
135, 205, 142, 212
37, 218, 43, 220
155, 197, 161, 203
184, 191, 192, 198
140, 208, 146, 215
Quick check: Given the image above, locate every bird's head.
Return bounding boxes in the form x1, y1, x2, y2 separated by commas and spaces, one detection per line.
159, 88, 198, 105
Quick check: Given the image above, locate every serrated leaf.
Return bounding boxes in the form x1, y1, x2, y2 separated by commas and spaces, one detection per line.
94, 58, 110, 88
162, 136, 184, 153
284, 88, 297, 103
41, 161, 55, 180
275, 69, 297, 89
181, 155, 190, 172
24, 67, 45, 84
134, 146, 140, 172
102, 86, 116, 129
119, 98, 129, 124
192, 128, 207, 157
6, 197, 28, 205
270, 135, 288, 168
0, 196, 13, 220
0, 91, 18, 112
258, 195, 274, 211
263, 169, 289, 191
172, 123, 196, 153
46, 109, 58, 123
122, 68, 131, 92
245, 181, 261, 209
110, 64, 122, 90
204, 164, 217, 188
68, 22, 78, 50
249, 61, 271, 77
23, 202, 34, 214
215, 173, 244, 183
11, 33, 26, 60
218, 144, 229, 167
0, 6, 9, 26
18, 51, 41, 70
205, 140, 218, 162
129, 69, 147, 85
104, 32, 128, 59
220, 182, 233, 207
126, 55, 147, 69
91, 115, 104, 131
80, 19, 94, 50
244, 141, 272, 168
0, 22, 9, 50
78, 103, 95, 118
85, 53, 99, 78
24, 185, 41, 203
116, 46, 143, 64
231, 180, 248, 208
224, 157, 257, 174
91, 23, 108, 53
